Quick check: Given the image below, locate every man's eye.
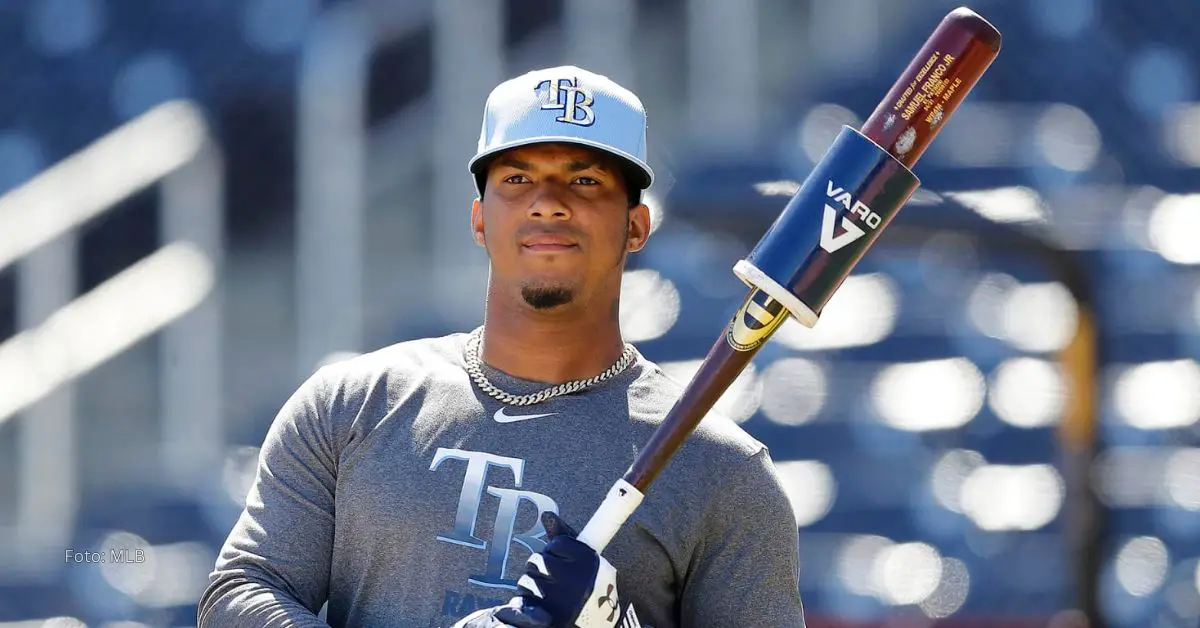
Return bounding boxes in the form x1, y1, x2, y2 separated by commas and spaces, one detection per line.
503, 174, 529, 184
574, 176, 600, 186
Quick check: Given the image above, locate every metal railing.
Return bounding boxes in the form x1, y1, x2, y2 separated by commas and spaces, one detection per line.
0, 100, 224, 577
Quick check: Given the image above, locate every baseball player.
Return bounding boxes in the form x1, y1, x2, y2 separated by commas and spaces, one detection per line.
198, 65, 805, 628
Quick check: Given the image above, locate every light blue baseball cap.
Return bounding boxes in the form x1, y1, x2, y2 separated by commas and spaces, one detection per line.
469, 65, 655, 201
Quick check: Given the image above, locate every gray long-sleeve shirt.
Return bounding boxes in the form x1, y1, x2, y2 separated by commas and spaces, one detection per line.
198, 332, 805, 627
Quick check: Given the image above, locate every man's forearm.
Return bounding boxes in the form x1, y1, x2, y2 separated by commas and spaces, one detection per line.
198, 577, 330, 628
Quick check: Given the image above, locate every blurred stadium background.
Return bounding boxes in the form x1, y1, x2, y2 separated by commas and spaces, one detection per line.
0, 0, 1198, 626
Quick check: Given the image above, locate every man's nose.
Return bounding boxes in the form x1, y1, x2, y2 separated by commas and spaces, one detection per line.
526, 184, 572, 219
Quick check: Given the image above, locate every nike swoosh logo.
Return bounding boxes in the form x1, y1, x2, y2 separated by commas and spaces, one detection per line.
494, 408, 558, 424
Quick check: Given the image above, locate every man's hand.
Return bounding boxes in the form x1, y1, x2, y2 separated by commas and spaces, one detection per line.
452, 512, 627, 628
453, 599, 552, 628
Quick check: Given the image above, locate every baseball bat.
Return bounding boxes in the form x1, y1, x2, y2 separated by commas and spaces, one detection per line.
577, 7, 1002, 552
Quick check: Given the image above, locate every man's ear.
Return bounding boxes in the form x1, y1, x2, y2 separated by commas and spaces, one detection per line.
470, 198, 486, 247
626, 202, 652, 253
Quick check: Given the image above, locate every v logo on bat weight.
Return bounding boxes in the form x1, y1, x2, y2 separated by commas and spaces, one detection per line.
819, 205, 866, 254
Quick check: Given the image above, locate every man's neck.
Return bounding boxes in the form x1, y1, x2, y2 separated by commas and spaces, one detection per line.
478, 296, 627, 385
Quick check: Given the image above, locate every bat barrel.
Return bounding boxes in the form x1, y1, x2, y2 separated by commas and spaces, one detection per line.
860, 6, 1002, 166
734, 127, 920, 327
733, 6, 1000, 327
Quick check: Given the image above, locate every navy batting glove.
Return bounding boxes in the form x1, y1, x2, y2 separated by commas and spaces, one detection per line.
507, 512, 625, 628
454, 513, 629, 628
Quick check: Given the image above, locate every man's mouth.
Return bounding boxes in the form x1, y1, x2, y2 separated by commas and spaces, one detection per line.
521, 234, 579, 252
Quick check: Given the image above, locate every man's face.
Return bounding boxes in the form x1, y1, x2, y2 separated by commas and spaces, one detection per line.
471, 143, 651, 311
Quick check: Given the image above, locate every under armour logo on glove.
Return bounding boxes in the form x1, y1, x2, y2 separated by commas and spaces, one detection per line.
597, 583, 618, 621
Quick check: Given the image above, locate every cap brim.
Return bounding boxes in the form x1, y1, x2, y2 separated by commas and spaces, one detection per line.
468, 136, 654, 190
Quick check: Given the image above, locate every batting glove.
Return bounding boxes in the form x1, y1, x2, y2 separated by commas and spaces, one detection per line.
453, 512, 632, 628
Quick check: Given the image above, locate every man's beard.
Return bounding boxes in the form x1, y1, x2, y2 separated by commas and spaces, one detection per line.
521, 284, 575, 309
515, 226, 628, 310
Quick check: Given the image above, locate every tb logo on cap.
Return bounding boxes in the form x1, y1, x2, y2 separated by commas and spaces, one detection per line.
537, 78, 595, 126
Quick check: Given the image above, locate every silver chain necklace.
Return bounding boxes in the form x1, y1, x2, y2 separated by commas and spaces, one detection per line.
464, 326, 638, 406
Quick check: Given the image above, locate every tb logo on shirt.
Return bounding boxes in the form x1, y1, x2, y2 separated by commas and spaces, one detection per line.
430, 447, 558, 589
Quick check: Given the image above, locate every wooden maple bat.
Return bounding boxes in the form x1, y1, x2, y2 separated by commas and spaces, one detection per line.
578, 6, 1002, 552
